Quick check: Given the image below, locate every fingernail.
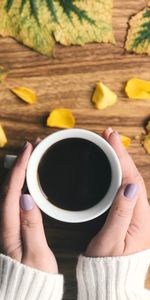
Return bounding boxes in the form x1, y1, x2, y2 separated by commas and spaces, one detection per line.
107, 127, 113, 134
124, 184, 139, 199
20, 194, 34, 211
20, 141, 29, 154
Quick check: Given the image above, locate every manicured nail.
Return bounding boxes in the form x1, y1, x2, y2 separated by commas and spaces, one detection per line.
124, 184, 139, 199
107, 127, 113, 133
20, 194, 34, 211
20, 141, 29, 154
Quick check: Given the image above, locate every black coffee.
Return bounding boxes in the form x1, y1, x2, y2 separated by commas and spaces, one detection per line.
38, 138, 111, 211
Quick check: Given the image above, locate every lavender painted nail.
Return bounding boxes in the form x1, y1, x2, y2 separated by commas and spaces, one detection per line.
20, 194, 34, 211
124, 184, 139, 199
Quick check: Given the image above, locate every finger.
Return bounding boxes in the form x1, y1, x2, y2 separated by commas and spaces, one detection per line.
108, 131, 141, 182
107, 131, 149, 216
20, 194, 49, 254
1, 142, 33, 230
100, 183, 139, 242
102, 127, 113, 140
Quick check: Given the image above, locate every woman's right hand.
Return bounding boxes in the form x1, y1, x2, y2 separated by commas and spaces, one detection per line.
86, 128, 150, 257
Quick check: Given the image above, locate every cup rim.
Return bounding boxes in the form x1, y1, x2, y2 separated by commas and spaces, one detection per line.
26, 129, 122, 223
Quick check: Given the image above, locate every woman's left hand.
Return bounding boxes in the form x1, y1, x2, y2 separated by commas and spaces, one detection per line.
0, 141, 58, 274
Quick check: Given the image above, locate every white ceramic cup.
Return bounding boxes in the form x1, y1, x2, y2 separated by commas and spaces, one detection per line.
26, 129, 122, 223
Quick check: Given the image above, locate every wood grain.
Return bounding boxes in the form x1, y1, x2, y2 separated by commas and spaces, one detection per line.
0, 0, 150, 298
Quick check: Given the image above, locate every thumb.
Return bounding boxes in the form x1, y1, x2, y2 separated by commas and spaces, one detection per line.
20, 194, 49, 255
102, 183, 139, 241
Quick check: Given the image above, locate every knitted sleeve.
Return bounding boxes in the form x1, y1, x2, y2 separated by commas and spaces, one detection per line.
0, 254, 64, 300
76, 249, 150, 300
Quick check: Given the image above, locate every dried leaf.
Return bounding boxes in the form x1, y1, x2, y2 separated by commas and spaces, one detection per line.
11, 86, 36, 104
0, 125, 7, 147
120, 134, 131, 148
126, 8, 150, 55
125, 78, 150, 100
47, 109, 75, 129
143, 134, 150, 154
92, 82, 117, 109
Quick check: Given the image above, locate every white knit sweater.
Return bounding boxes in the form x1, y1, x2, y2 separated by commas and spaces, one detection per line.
0, 250, 150, 300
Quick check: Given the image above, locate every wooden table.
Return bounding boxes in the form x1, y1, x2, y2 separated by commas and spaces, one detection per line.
0, 0, 150, 298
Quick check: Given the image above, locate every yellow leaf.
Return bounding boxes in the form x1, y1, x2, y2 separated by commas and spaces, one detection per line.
47, 109, 75, 129
125, 78, 150, 100
125, 8, 150, 56
11, 87, 36, 104
92, 82, 117, 109
0, 125, 7, 147
120, 135, 131, 148
143, 134, 150, 154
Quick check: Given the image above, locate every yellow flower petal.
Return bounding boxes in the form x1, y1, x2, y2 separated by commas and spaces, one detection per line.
125, 78, 150, 100
0, 125, 7, 147
47, 109, 75, 129
143, 134, 150, 154
92, 82, 117, 109
120, 135, 131, 148
11, 87, 36, 104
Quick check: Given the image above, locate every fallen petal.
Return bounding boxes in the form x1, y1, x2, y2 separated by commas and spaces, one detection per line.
120, 134, 131, 148
125, 78, 150, 100
0, 125, 7, 147
92, 82, 117, 109
11, 87, 36, 104
47, 109, 75, 129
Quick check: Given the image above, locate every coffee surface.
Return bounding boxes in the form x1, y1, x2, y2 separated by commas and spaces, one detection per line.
38, 138, 111, 211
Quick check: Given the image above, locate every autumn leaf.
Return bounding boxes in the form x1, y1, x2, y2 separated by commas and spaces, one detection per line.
0, 0, 114, 56
126, 8, 150, 55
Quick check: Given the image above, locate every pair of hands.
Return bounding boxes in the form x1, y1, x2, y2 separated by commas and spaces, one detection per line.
0, 128, 150, 274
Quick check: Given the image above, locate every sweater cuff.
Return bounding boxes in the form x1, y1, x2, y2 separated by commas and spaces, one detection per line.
0, 254, 64, 300
77, 249, 150, 300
